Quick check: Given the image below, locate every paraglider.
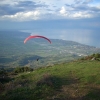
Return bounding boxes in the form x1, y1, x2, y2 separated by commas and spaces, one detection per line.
24, 35, 51, 44
36, 58, 39, 61
24, 35, 51, 61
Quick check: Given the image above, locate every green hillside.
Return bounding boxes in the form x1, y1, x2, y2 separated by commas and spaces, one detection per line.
0, 57, 100, 100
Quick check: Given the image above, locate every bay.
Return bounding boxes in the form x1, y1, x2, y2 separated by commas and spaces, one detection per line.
21, 29, 100, 48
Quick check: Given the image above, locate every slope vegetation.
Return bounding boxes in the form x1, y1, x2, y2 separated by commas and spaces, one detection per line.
0, 57, 100, 100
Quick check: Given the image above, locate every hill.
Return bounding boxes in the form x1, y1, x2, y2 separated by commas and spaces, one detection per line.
0, 30, 100, 69
0, 57, 100, 100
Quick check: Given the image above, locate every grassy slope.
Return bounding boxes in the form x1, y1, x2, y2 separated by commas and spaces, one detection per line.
0, 60, 100, 100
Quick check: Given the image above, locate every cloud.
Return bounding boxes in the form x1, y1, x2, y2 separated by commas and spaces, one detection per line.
59, 6, 93, 18
0, 4, 23, 15
64, 0, 100, 19
82, 0, 93, 4
1, 10, 40, 21
16, 1, 48, 10
74, 0, 93, 4
0, 0, 48, 15
0, 0, 100, 21
72, 11, 92, 18
59, 6, 71, 18
59, 7, 66, 15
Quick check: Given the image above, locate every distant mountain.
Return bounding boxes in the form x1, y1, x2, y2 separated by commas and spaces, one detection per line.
0, 30, 100, 69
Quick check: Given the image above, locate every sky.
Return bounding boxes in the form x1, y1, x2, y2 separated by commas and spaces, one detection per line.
0, 0, 100, 47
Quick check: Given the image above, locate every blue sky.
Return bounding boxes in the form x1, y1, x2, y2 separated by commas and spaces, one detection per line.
0, 0, 100, 47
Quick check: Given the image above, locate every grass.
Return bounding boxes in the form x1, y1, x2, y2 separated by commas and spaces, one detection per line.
0, 59, 100, 100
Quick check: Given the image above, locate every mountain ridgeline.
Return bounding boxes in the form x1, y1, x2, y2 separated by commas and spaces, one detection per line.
0, 30, 100, 69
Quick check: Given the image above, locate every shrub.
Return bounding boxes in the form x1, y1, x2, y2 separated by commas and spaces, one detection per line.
14, 67, 34, 73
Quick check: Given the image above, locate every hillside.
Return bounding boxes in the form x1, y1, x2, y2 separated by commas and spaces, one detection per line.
0, 30, 100, 69
0, 57, 100, 100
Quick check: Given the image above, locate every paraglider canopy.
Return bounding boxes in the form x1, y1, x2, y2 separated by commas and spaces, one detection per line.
24, 35, 51, 44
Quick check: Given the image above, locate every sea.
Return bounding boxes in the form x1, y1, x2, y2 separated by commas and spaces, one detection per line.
0, 29, 100, 48
20, 29, 100, 48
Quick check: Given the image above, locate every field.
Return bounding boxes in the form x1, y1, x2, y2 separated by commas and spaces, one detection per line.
0, 58, 100, 100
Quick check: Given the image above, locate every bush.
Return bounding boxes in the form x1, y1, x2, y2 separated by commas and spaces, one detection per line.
14, 67, 34, 73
